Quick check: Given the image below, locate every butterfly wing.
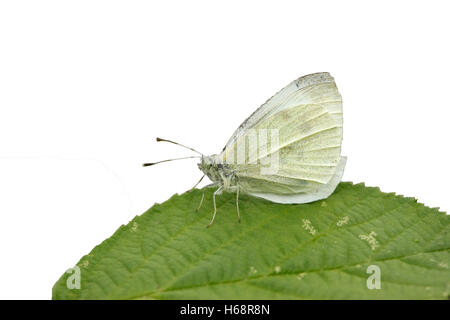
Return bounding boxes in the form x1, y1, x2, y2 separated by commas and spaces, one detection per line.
219, 72, 345, 203
240, 157, 347, 204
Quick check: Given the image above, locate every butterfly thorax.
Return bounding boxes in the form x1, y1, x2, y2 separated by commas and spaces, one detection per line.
198, 155, 237, 190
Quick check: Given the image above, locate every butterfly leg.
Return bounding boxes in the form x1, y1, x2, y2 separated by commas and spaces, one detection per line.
188, 175, 205, 193
207, 186, 223, 228
196, 188, 206, 212
236, 185, 241, 223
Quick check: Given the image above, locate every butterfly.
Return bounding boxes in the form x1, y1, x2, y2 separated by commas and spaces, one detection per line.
144, 72, 346, 227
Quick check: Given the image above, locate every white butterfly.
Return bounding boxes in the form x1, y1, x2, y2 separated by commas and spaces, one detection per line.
144, 72, 346, 227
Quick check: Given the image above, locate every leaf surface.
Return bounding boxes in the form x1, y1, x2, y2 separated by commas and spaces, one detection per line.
52, 183, 450, 299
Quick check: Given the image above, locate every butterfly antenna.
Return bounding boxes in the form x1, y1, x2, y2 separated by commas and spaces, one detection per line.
142, 156, 200, 167
156, 137, 203, 156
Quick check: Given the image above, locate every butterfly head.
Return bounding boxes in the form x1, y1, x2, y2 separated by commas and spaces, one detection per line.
198, 155, 235, 188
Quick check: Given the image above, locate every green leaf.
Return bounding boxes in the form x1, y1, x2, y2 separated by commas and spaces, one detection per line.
52, 182, 450, 299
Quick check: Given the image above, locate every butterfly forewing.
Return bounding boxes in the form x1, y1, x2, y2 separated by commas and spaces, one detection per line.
223, 72, 342, 151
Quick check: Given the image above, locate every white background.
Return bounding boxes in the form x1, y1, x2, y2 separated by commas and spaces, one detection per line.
0, 1, 449, 299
